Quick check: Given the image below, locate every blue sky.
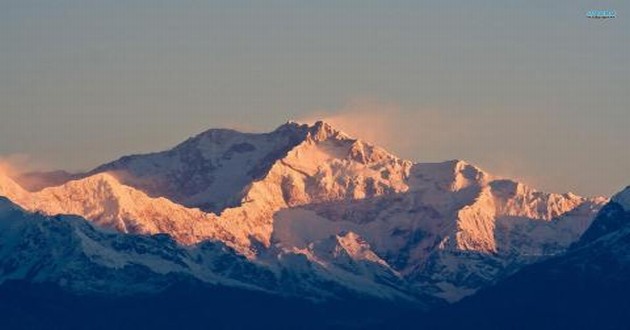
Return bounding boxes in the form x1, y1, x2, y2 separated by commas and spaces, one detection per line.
0, 0, 628, 196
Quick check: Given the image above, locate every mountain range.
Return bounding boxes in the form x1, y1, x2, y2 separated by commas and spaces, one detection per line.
381, 187, 630, 329
0, 120, 625, 329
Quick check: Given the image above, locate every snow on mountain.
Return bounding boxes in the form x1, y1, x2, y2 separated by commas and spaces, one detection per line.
0, 169, 29, 201
88, 122, 312, 213
577, 188, 630, 245
218, 121, 412, 248
399, 189, 630, 330
0, 196, 236, 293
0, 197, 429, 303
0, 121, 411, 255
0, 120, 608, 304
0, 171, 242, 248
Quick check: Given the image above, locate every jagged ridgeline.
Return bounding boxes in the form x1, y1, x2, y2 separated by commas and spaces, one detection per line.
0, 121, 613, 329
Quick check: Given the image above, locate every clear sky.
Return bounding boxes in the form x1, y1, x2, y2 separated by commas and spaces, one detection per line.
0, 0, 628, 197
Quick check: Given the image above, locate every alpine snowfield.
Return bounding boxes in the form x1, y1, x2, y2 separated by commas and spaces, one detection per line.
0, 121, 607, 303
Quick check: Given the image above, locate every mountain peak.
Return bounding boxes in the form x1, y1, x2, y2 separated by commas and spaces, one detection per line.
278, 120, 353, 142
577, 186, 630, 246
612, 186, 630, 211
197, 126, 244, 137
80, 172, 120, 185
306, 120, 352, 142
0, 119, 611, 307
448, 159, 487, 176
446, 159, 491, 191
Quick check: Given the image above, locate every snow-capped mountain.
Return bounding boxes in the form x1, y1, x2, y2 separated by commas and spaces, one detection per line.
388, 185, 630, 330
273, 159, 605, 301
88, 123, 313, 213
576, 185, 630, 245
0, 196, 232, 294
0, 121, 607, 304
0, 196, 435, 305
0, 172, 236, 246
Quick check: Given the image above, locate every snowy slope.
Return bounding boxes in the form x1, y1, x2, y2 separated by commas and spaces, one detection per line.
0, 197, 429, 302
0, 197, 251, 293
0, 171, 239, 247
273, 159, 605, 301
0, 120, 607, 304
88, 122, 311, 212
396, 190, 630, 330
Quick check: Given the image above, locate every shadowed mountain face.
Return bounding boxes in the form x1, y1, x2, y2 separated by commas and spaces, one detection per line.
15, 122, 315, 212
0, 196, 627, 330
377, 193, 630, 330
0, 279, 426, 330
0, 196, 440, 330
0, 121, 616, 328
88, 122, 314, 213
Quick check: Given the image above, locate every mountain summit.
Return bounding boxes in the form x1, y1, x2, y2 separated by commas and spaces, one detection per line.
82, 120, 378, 213
0, 121, 607, 304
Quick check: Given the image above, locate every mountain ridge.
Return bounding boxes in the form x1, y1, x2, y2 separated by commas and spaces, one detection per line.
385, 188, 630, 329
0, 120, 608, 304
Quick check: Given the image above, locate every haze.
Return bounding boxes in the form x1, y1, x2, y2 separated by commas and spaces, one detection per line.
0, 0, 628, 197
